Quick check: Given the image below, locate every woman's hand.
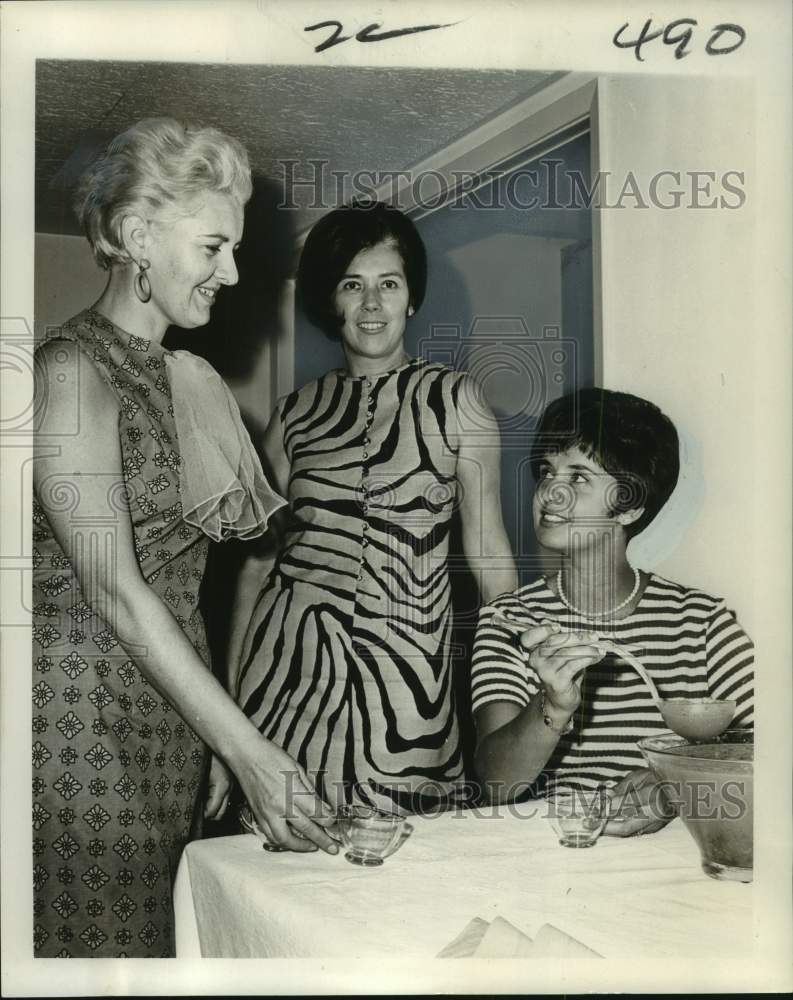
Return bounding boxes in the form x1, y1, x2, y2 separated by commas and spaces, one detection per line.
233, 735, 340, 854
204, 754, 234, 821
520, 626, 603, 715
603, 767, 676, 837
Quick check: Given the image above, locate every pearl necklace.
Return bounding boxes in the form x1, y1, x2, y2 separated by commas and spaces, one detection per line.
556, 566, 641, 620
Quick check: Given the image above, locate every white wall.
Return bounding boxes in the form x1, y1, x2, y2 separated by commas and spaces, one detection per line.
447, 233, 565, 325
444, 233, 569, 414
595, 75, 756, 631
34, 232, 105, 340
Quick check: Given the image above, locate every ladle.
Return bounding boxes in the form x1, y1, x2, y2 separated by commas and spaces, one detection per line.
492, 610, 737, 741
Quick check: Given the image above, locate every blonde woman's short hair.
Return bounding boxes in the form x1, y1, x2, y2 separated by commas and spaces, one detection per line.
75, 117, 252, 269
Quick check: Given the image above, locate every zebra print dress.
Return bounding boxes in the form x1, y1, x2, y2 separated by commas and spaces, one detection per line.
237, 358, 469, 812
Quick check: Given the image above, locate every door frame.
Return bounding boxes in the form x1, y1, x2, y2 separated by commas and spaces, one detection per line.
282, 71, 602, 394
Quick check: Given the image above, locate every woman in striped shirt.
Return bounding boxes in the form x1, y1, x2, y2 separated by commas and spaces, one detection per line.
471, 388, 754, 835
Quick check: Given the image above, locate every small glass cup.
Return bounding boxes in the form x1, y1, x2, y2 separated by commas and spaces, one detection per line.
547, 787, 609, 848
239, 802, 291, 852
335, 805, 411, 867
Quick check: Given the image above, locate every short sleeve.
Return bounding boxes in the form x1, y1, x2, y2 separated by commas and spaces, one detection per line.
275, 390, 298, 465
426, 367, 470, 458
470, 603, 540, 714
448, 372, 498, 457
706, 603, 754, 726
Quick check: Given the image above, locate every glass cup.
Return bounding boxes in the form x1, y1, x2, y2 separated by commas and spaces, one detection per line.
335, 804, 411, 866
239, 802, 291, 852
547, 787, 609, 848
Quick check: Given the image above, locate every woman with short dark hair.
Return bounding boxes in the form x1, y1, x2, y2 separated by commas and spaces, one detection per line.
528, 387, 681, 538
297, 202, 427, 337
223, 202, 517, 817
32, 118, 337, 958
472, 388, 754, 834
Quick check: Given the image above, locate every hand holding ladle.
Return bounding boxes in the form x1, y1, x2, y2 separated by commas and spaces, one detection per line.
492, 610, 736, 741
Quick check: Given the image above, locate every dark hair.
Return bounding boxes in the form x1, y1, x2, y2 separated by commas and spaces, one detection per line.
530, 388, 680, 537
296, 201, 427, 338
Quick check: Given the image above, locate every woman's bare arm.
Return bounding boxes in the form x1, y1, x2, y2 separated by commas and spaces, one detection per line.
455, 380, 518, 603
34, 342, 336, 852
472, 625, 601, 800
474, 699, 557, 800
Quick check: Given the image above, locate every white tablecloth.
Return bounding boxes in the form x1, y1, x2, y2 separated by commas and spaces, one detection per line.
173, 805, 751, 960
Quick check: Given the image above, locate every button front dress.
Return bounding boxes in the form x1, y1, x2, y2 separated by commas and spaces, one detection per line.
238, 359, 469, 813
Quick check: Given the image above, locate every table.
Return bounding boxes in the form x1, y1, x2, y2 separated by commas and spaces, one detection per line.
173, 804, 752, 960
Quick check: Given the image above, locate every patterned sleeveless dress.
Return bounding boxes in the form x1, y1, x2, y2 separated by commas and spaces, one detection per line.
32, 309, 210, 958
237, 358, 469, 813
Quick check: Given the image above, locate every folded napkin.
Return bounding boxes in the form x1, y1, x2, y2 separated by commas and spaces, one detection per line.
164, 351, 286, 541
437, 916, 602, 959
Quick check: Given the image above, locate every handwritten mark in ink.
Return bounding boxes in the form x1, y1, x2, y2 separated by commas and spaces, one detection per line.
305, 19, 459, 54
613, 19, 746, 62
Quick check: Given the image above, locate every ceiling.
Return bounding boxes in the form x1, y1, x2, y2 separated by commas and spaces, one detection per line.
35, 60, 560, 238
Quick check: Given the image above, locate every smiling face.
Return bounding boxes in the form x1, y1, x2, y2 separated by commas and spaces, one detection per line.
532, 446, 643, 551
143, 190, 244, 331
333, 241, 412, 370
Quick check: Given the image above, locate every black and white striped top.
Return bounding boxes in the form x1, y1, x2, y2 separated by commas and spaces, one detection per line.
471, 574, 754, 793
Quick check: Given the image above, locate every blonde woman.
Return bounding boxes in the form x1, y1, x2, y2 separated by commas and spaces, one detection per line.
32, 118, 337, 958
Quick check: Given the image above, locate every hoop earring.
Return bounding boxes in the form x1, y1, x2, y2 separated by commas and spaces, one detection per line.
134, 258, 151, 303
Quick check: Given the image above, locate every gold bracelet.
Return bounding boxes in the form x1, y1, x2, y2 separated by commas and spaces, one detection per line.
540, 688, 574, 735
